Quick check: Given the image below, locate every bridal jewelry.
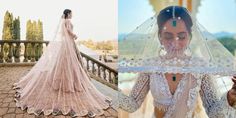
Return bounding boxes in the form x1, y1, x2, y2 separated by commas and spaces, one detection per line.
172, 20, 177, 27
172, 74, 176, 81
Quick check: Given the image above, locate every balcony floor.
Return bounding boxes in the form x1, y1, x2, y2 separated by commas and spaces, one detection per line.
0, 66, 118, 118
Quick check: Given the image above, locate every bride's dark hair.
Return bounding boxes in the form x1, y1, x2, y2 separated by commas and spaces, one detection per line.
157, 6, 193, 35
63, 9, 72, 19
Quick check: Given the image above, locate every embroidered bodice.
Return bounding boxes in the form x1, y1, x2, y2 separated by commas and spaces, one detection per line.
149, 73, 195, 112
119, 72, 236, 118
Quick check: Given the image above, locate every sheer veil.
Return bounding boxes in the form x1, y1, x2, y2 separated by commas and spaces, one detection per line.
27, 15, 65, 73
119, 7, 236, 76
119, 6, 236, 118
13, 14, 112, 117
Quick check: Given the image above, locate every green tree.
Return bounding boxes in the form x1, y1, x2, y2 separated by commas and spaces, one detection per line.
37, 20, 43, 41
26, 20, 33, 40
35, 20, 44, 60
26, 20, 33, 60
26, 19, 44, 61
2, 11, 14, 61
13, 17, 20, 40
2, 11, 13, 40
12, 16, 21, 58
32, 21, 37, 40
103, 41, 113, 50
218, 37, 236, 55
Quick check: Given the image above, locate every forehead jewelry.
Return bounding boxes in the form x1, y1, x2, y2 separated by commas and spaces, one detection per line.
172, 74, 176, 81
172, 6, 177, 27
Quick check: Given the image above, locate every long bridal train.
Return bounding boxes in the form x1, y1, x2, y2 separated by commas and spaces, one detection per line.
13, 19, 113, 117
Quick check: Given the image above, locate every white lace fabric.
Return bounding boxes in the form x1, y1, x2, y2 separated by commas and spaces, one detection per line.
119, 71, 236, 118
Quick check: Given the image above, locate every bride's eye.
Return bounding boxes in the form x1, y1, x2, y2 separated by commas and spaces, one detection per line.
177, 32, 187, 40
163, 32, 174, 40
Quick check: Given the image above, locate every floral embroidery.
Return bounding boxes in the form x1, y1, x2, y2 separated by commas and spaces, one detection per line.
119, 72, 236, 117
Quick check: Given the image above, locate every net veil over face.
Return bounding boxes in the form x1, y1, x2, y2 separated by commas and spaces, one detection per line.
119, 6, 236, 77
118, 6, 236, 118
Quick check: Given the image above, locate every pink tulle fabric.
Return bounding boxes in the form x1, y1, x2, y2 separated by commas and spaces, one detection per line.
13, 19, 112, 117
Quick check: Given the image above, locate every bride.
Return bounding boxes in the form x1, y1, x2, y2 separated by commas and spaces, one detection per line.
13, 9, 112, 117
118, 6, 236, 118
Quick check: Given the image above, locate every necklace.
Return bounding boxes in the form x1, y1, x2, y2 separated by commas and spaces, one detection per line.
172, 74, 176, 81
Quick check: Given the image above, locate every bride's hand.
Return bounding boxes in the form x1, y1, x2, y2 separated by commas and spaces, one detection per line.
73, 34, 78, 40
227, 76, 236, 107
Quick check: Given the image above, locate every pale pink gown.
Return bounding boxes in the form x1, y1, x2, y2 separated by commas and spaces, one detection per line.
13, 19, 112, 117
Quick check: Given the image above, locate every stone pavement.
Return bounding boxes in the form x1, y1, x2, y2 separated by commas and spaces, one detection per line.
0, 66, 118, 118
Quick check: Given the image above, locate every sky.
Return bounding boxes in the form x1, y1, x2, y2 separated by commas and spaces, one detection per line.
197, 0, 236, 34
0, 0, 117, 41
118, 0, 154, 34
119, 0, 236, 35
